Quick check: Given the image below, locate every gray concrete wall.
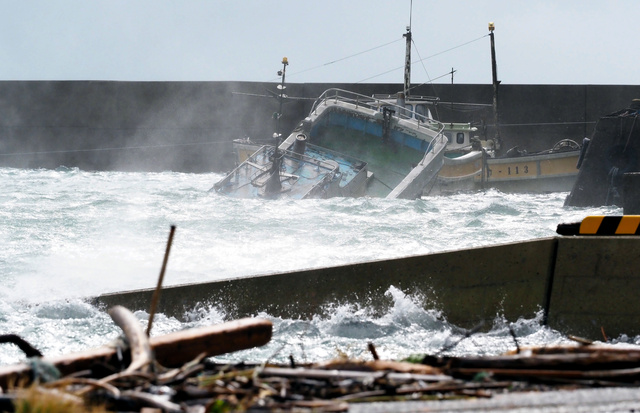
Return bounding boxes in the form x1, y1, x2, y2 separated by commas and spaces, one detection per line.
1, 81, 639, 172
92, 235, 640, 340
93, 237, 556, 329
548, 236, 640, 339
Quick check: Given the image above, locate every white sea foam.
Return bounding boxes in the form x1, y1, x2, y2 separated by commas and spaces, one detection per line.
0, 167, 629, 366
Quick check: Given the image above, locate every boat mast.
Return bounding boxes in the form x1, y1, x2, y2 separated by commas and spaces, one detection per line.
489, 22, 503, 153
403, 2, 412, 98
403, 27, 411, 98
265, 57, 289, 195
275, 56, 289, 147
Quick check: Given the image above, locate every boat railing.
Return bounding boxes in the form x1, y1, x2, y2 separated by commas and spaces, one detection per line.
282, 148, 340, 173
310, 88, 445, 133
256, 145, 339, 174
216, 144, 340, 192
419, 124, 448, 165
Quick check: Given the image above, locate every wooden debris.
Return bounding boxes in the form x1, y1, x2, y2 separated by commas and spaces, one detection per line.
259, 366, 451, 382
0, 334, 43, 358
0, 315, 273, 389
108, 306, 153, 373
146, 225, 176, 337
151, 317, 273, 367
318, 359, 442, 375
3, 309, 640, 411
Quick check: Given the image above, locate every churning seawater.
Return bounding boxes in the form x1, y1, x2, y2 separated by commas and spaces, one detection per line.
0, 167, 630, 367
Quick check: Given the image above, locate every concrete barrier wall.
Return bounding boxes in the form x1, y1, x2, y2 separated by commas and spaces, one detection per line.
1, 81, 639, 172
94, 238, 557, 331
548, 236, 640, 339
92, 235, 640, 340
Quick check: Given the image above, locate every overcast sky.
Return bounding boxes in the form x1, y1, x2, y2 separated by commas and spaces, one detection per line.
0, 1, 637, 85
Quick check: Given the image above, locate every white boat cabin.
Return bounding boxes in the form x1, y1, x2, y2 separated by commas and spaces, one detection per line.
442, 123, 480, 153
373, 93, 481, 154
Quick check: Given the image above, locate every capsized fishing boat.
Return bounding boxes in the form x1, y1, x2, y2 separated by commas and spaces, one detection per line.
212, 56, 449, 199
213, 19, 473, 200
426, 23, 582, 195
219, 21, 583, 198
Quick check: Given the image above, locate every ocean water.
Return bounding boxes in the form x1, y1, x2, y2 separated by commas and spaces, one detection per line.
0, 167, 629, 367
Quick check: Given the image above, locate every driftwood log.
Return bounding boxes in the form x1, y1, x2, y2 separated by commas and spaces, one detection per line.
108, 306, 153, 373
3, 334, 640, 410
0, 314, 272, 390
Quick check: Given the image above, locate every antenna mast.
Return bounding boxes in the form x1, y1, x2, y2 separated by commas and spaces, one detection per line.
403, 0, 413, 98
265, 57, 288, 195
488, 22, 502, 153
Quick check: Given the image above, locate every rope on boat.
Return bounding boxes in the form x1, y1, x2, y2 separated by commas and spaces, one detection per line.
357, 34, 489, 84
496, 121, 597, 127
284, 38, 404, 81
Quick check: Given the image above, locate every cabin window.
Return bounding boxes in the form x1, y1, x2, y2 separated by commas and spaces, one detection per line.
415, 104, 428, 122
456, 132, 465, 144
403, 104, 413, 119
444, 132, 453, 144
390, 104, 410, 119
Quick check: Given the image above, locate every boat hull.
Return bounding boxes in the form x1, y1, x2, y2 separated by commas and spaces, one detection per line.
213, 143, 370, 199
429, 149, 580, 194
215, 89, 448, 200
292, 90, 448, 199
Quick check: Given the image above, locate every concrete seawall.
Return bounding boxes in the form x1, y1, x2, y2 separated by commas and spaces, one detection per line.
92, 235, 640, 340
1, 81, 639, 173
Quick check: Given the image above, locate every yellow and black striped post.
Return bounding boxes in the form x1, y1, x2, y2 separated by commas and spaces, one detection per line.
557, 216, 640, 235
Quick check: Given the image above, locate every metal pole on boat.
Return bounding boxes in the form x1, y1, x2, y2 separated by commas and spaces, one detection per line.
266, 57, 288, 195
489, 22, 503, 154
275, 57, 288, 146
403, 26, 411, 99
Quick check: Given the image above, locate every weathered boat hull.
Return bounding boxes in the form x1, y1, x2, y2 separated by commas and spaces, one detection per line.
213, 142, 370, 199
214, 89, 448, 200
91, 234, 640, 341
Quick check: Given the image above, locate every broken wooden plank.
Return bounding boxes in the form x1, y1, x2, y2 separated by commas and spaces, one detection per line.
0, 317, 272, 389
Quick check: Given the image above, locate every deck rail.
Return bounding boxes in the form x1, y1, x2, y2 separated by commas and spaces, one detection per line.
309, 88, 448, 157
310, 88, 445, 134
